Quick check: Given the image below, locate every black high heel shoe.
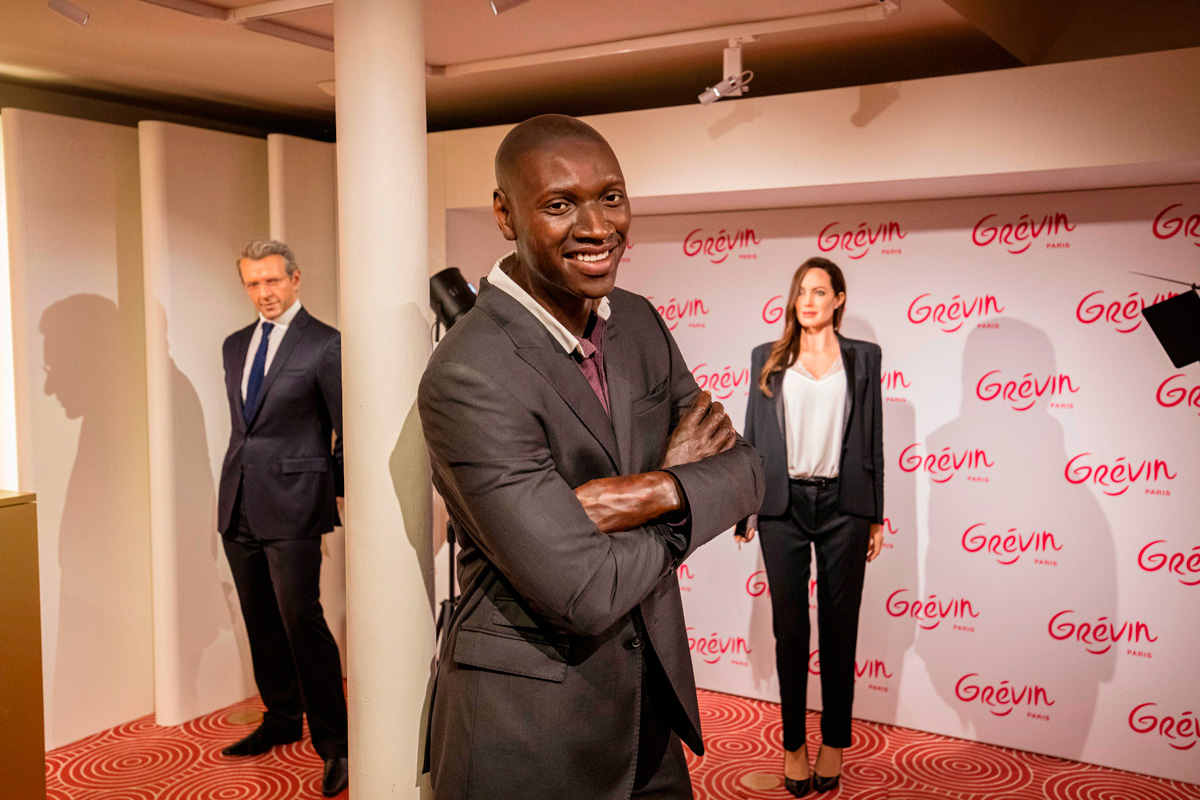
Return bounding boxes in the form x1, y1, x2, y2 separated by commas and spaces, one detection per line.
811, 773, 840, 793
812, 744, 843, 793
784, 775, 812, 797
783, 744, 812, 797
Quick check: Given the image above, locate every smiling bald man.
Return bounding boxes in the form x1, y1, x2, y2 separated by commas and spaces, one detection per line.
418, 115, 763, 800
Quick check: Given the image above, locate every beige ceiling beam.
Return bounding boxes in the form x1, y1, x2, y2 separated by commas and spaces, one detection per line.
427, 2, 899, 78
228, 0, 333, 23
136, 0, 333, 50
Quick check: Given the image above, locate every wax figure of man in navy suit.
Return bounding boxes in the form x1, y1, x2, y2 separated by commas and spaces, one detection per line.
217, 239, 348, 798
419, 115, 765, 799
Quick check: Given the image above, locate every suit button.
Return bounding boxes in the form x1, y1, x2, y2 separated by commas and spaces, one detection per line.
629, 636, 643, 649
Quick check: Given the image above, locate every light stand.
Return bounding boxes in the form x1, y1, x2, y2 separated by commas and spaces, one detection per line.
429, 267, 477, 645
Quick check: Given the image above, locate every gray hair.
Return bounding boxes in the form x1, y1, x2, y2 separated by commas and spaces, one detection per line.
237, 239, 298, 277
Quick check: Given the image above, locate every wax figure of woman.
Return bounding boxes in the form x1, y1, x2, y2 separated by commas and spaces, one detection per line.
734, 257, 885, 796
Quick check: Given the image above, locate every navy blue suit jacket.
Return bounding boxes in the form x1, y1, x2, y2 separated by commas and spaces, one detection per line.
217, 306, 343, 539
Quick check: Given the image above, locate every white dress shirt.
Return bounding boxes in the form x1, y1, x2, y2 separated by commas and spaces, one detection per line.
487, 252, 610, 356
241, 298, 303, 402
783, 356, 846, 479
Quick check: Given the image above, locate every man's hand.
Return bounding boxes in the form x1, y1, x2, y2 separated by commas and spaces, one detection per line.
574, 473, 682, 534
660, 391, 736, 470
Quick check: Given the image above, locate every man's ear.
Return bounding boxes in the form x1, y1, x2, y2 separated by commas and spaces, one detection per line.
493, 190, 517, 242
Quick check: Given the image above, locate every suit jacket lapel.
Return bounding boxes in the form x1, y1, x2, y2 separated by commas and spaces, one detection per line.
602, 316, 635, 474
479, 283, 621, 472
769, 370, 785, 440
230, 323, 254, 430
839, 335, 856, 443
246, 308, 310, 429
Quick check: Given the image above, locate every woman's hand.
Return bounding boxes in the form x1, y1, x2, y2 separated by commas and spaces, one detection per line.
734, 527, 756, 544
867, 523, 883, 562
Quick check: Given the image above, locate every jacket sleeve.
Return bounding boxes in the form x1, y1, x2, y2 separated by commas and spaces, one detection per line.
734, 346, 765, 537
870, 343, 885, 525
317, 333, 344, 497
650, 301, 765, 561
419, 359, 684, 638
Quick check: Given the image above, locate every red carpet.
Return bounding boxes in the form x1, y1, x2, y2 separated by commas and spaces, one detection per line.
46, 690, 1199, 799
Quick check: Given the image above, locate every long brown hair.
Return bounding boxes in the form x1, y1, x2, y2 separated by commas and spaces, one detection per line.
758, 257, 846, 397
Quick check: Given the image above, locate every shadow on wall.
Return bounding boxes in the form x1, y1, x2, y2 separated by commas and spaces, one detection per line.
390, 303, 436, 621
840, 314, 918, 725
149, 301, 252, 714
915, 319, 1115, 760
41, 294, 153, 744
851, 83, 902, 128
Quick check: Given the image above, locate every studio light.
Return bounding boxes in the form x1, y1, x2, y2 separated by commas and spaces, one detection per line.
430, 268, 477, 332
699, 39, 754, 106
47, 0, 90, 26
699, 70, 753, 106
490, 0, 530, 14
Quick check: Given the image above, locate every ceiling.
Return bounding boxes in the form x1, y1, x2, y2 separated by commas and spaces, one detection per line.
1, 0, 1198, 140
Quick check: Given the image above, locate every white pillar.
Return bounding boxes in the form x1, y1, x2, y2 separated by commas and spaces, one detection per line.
334, 1, 434, 797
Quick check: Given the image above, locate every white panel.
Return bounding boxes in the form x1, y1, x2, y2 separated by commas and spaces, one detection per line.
0, 119, 17, 490
267, 132, 345, 672
140, 121, 267, 725
1, 108, 153, 749
267, 133, 339, 326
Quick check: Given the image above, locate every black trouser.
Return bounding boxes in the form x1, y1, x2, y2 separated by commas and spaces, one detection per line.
759, 479, 870, 750
222, 486, 347, 758
632, 625, 694, 799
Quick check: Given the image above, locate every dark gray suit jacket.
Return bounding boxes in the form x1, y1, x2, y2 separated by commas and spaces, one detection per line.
737, 334, 884, 527
418, 282, 764, 800
217, 306, 344, 539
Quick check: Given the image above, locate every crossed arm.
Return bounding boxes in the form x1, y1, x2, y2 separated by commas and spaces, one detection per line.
573, 391, 737, 533
419, 356, 758, 637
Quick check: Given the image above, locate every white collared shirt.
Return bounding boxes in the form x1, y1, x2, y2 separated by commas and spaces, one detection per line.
241, 298, 303, 401
783, 356, 846, 479
487, 252, 611, 356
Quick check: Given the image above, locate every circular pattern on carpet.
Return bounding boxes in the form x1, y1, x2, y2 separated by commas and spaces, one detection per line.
1044, 771, 1200, 800
892, 738, 1036, 795
56, 735, 205, 790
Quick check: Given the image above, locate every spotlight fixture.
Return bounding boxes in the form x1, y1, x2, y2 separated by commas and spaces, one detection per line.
47, 0, 90, 26
699, 71, 753, 105
491, 0, 530, 13
699, 39, 754, 106
430, 268, 477, 332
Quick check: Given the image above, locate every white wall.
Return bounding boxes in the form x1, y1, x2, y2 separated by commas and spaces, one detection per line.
428, 47, 1200, 230
431, 46, 1200, 783
139, 121, 267, 725
1, 108, 154, 749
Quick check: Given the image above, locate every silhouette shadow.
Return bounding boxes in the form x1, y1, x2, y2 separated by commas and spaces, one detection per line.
148, 302, 251, 717
915, 318, 1116, 760
41, 294, 153, 744
840, 314, 918, 725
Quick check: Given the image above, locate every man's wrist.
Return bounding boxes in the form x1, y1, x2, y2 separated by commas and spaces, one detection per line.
653, 470, 688, 522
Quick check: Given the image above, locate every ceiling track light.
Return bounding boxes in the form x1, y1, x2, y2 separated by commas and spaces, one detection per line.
47, 0, 90, 26
491, 0, 530, 13
699, 39, 754, 106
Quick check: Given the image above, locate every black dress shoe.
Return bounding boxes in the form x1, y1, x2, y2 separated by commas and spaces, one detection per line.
322, 756, 349, 797
220, 725, 302, 757
812, 773, 841, 793
785, 775, 812, 796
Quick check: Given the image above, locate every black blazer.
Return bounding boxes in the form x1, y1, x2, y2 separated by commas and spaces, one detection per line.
738, 334, 883, 527
418, 282, 764, 800
217, 306, 344, 540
